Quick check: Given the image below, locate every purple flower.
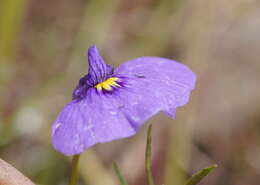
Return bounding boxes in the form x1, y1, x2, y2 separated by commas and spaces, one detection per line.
52, 45, 196, 155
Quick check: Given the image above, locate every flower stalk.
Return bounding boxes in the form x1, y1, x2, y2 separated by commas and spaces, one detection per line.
69, 154, 81, 185
145, 125, 156, 185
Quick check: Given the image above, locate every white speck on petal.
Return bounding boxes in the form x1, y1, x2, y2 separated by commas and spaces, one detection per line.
84, 124, 93, 130
52, 122, 61, 136
110, 111, 117, 115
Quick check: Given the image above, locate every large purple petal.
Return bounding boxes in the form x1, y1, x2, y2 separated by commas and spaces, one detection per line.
52, 88, 137, 155
114, 57, 196, 119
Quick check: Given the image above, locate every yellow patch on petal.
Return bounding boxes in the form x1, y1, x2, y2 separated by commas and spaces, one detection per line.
95, 77, 120, 91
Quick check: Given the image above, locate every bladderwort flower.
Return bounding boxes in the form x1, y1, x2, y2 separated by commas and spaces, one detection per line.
52, 45, 196, 155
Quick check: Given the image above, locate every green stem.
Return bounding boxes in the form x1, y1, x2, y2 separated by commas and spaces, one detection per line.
69, 154, 81, 185
145, 125, 156, 185
113, 162, 128, 185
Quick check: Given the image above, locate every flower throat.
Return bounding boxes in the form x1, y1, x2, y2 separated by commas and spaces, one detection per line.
95, 77, 120, 91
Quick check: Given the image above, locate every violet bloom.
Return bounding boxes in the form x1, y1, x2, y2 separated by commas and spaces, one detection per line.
52, 45, 196, 155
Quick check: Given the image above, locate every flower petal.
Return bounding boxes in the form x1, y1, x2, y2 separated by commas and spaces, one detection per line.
114, 57, 196, 119
87, 45, 113, 85
52, 89, 137, 155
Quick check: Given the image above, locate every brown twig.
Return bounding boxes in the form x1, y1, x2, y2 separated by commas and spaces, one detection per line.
0, 158, 35, 185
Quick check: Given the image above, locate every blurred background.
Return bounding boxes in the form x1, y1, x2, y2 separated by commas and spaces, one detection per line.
1, 0, 260, 184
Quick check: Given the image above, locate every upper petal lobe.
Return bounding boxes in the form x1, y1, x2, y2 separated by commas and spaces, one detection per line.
87, 45, 113, 85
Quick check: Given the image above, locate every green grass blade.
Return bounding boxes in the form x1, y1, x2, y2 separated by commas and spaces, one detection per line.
185, 164, 217, 185
113, 162, 128, 185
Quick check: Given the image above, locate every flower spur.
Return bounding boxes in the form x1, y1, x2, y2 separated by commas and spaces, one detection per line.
52, 45, 196, 155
